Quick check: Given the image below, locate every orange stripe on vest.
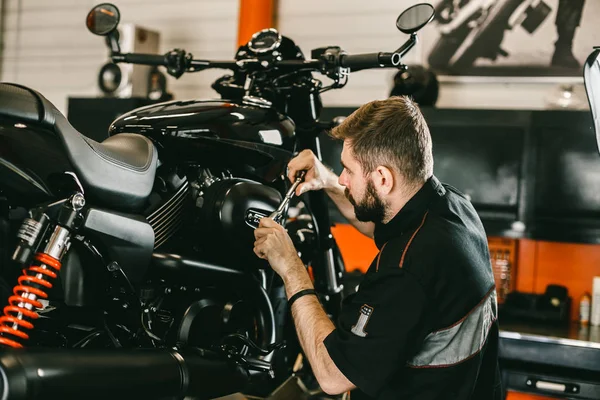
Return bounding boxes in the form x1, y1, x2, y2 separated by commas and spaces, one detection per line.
400, 211, 429, 268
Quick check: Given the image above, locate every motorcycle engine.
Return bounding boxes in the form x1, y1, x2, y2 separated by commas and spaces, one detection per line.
285, 199, 318, 266
191, 169, 282, 266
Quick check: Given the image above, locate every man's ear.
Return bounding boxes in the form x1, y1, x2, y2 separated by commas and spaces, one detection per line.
372, 165, 395, 195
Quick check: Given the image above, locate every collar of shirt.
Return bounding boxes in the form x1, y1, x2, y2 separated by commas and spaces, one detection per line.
373, 175, 446, 249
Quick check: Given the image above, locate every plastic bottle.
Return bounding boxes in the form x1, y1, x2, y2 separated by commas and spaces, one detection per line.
580, 292, 591, 325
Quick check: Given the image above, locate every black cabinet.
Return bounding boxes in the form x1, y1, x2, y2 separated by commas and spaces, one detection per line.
67, 97, 166, 142
321, 106, 599, 244
499, 324, 600, 400
530, 111, 600, 243
424, 109, 530, 238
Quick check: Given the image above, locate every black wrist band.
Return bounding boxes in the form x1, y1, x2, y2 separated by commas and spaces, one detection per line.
288, 289, 317, 308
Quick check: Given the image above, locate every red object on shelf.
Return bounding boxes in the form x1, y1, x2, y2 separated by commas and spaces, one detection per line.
506, 391, 556, 400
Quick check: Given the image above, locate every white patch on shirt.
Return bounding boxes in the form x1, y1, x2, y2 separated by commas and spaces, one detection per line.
351, 304, 374, 337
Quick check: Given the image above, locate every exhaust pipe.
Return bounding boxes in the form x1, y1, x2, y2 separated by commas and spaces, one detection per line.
0, 347, 248, 400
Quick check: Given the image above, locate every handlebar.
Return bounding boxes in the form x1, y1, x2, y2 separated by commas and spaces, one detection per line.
109, 34, 416, 78
112, 52, 398, 69
189, 59, 238, 70
111, 51, 402, 77
114, 53, 167, 66
339, 52, 401, 70
276, 60, 321, 69
111, 53, 315, 71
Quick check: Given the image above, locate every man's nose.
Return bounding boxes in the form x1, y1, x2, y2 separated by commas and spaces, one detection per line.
338, 170, 348, 187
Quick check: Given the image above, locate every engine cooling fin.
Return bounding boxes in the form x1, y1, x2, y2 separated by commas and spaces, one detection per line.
147, 180, 190, 249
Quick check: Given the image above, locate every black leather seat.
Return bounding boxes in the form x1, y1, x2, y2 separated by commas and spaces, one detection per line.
584, 47, 600, 155
0, 83, 157, 211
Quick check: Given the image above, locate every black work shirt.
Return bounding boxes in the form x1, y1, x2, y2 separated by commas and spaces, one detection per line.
324, 176, 501, 400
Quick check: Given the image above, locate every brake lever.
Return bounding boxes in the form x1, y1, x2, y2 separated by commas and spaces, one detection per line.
268, 171, 307, 225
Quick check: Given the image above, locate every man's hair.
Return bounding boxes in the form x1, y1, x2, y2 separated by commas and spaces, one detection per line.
331, 96, 433, 184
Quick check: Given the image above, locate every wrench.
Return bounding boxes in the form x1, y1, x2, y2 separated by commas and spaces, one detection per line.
268, 171, 307, 225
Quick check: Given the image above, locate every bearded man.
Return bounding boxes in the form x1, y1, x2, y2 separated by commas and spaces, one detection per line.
254, 96, 502, 400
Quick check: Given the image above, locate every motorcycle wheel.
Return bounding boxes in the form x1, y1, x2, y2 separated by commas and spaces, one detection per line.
244, 240, 347, 398
451, 0, 524, 70
427, 24, 473, 72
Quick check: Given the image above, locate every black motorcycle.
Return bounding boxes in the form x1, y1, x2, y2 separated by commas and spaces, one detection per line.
0, 3, 434, 399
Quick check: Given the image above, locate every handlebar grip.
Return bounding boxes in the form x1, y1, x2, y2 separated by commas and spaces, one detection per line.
339, 53, 382, 69
119, 53, 167, 66
339, 52, 401, 70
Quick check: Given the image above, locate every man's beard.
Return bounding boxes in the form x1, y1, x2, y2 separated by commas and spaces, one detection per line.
345, 180, 386, 223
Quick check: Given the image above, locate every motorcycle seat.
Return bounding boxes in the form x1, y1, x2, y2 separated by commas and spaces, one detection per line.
0, 83, 157, 211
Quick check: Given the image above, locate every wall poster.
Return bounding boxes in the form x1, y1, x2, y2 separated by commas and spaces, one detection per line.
420, 0, 599, 79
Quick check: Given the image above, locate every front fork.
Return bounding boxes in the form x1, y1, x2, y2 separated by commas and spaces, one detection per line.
0, 193, 85, 348
296, 128, 345, 316
307, 190, 345, 317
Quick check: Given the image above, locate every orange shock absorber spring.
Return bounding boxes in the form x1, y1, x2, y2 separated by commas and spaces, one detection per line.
0, 253, 62, 348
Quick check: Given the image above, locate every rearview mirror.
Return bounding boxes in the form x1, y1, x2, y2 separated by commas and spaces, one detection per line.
396, 3, 435, 34
86, 3, 120, 36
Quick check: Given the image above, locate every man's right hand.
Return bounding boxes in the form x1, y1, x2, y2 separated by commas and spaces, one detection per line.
287, 150, 338, 196
289, 150, 375, 238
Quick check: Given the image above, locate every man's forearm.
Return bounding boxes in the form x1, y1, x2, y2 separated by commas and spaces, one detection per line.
324, 182, 375, 238
284, 262, 355, 395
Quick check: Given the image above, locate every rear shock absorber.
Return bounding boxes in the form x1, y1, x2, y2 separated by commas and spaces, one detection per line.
0, 193, 85, 348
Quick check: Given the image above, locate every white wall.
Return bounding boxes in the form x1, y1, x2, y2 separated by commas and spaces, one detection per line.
1, 0, 240, 113
277, 0, 593, 110
1, 0, 595, 113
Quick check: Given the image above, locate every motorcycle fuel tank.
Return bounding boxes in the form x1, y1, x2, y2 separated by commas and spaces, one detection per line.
0, 119, 73, 205
109, 99, 296, 182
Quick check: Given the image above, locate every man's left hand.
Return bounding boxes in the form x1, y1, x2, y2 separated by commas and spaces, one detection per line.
253, 218, 301, 278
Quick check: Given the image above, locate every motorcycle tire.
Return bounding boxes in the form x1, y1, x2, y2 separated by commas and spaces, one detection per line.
451, 0, 524, 70
427, 24, 473, 72
244, 239, 347, 398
